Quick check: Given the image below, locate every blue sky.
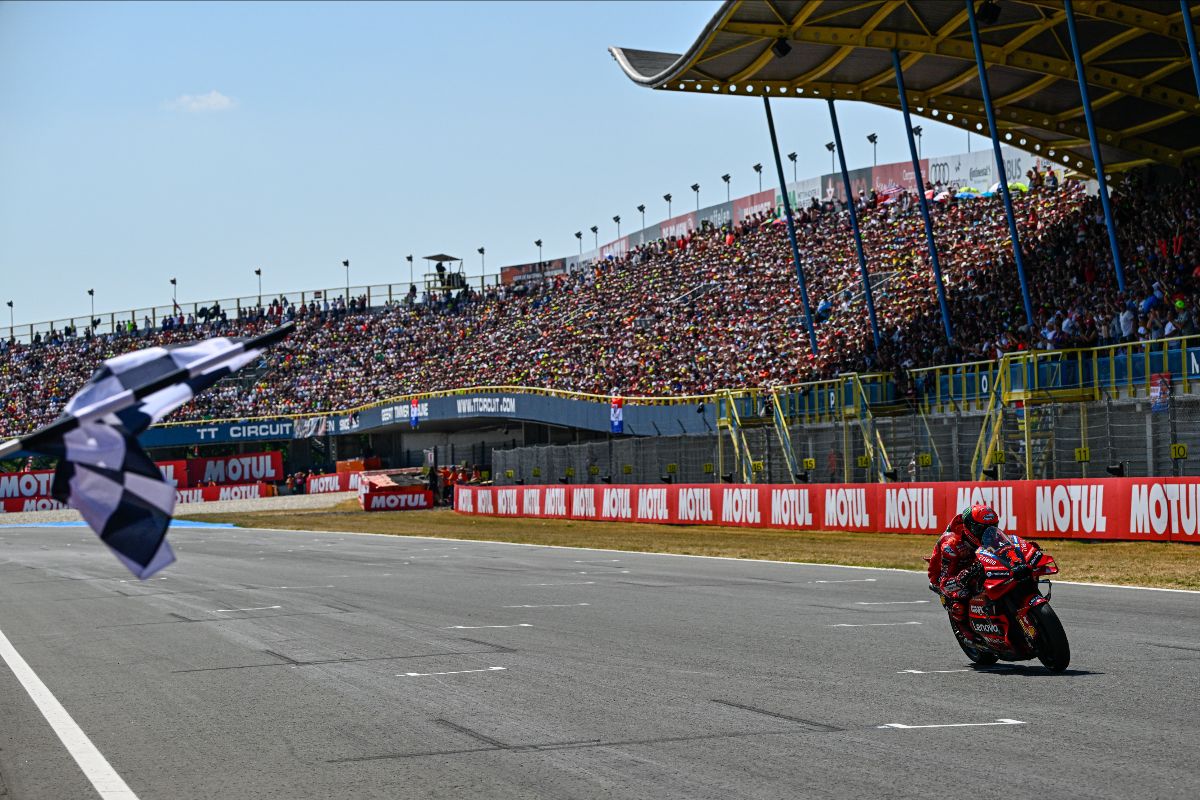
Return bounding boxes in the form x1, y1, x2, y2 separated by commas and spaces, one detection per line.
0, 0, 983, 327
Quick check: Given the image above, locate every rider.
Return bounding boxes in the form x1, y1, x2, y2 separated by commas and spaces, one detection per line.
928, 503, 1000, 641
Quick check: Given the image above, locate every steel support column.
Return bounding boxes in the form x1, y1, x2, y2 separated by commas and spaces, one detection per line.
892, 48, 954, 345
763, 95, 820, 355
1184, 1, 1200, 99
965, 0, 1036, 331
1065, 0, 1126, 292
827, 98, 882, 351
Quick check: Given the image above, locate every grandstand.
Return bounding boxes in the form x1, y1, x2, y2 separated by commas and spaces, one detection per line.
4, 0, 1200, 485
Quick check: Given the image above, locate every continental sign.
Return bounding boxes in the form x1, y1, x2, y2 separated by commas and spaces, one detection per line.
454, 478, 1200, 542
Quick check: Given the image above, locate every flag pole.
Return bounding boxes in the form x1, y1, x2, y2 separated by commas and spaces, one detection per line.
0, 322, 294, 459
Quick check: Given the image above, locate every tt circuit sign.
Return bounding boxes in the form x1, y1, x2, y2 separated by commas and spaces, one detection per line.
456, 479, 1200, 543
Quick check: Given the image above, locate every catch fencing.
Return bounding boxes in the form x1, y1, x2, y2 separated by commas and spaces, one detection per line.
491, 396, 1200, 485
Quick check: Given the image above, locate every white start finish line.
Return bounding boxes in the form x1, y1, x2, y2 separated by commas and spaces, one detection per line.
830, 621, 922, 628
878, 719, 1026, 729
0, 627, 139, 799
445, 623, 533, 629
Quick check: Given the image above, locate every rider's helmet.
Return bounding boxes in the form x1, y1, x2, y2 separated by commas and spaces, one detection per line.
960, 503, 1000, 547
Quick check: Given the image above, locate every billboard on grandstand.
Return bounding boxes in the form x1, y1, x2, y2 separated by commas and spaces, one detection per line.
697, 201, 733, 231
925, 146, 1035, 190
732, 189, 775, 225
788, 177, 823, 209
500, 258, 567, 285
660, 211, 697, 241
627, 224, 662, 247
600, 237, 629, 260
823, 167, 873, 204
872, 159, 929, 193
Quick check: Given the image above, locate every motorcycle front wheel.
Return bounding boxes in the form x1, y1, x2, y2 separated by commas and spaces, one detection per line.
955, 631, 999, 666
1032, 604, 1071, 672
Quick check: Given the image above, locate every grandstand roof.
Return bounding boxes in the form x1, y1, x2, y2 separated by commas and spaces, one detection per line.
610, 0, 1200, 177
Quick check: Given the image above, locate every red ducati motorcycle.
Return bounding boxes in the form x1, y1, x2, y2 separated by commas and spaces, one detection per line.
937, 526, 1071, 672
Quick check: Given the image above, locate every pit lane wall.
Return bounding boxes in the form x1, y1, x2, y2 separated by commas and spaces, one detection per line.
454, 478, 1200, 543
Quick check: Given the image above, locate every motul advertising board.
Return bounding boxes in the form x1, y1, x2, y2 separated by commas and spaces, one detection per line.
0, 482, 275, 513
185, 452, 283, 486
358, 484, 433, 511
454, 479, 1200, 543
357, 474, 433, 511
0, 460, 191, 499
306, 472, 362, 494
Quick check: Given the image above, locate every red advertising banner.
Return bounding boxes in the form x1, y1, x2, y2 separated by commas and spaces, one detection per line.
454, 479, 1200, 543
732, 189, 776, 225
1, 482, 275, 513
357, 473, 433, 511
306, 472, 362, 494
0, 460, 192, 499
659, 211, 697, 241
157, 460, 189, 488
871, 160, 929, 193
185, 452, 284, 486
500, 258, 567, 285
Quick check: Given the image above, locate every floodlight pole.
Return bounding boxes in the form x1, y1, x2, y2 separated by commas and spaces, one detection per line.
893, 49, 953, 344
965, 0, 1036, 332
1065, 0, 1125, 292
763, 95, 819, 356
827, 99, 882, 351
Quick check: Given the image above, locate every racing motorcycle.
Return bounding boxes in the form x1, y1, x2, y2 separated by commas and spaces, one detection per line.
935, 526, 1070, 672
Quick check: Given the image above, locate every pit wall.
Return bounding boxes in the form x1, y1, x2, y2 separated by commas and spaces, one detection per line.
454, 479, 1200, 543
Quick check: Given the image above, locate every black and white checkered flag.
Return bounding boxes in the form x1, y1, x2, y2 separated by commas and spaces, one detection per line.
0, 324, 292, 578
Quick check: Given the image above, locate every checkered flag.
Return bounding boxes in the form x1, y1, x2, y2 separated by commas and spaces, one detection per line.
0, 324, 292, 578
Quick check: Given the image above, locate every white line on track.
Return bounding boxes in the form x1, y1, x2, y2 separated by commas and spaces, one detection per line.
878, 718, 1025, 729
213, 605, 281, 613
445, 623, 532, 629
258, 585, 335, 590
0, 627, 139, 799
502, 603, 590, 608
856, 600, 930, 605
523, 581, 596, 586
814, 578, 877, 583
190, 527, 1200, 594
898, 669, 969, 674
400, 667, 506, 677
830, 621, 922, 628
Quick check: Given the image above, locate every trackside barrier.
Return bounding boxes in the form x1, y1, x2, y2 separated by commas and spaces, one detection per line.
0, 481, 276, 513
1, 461, 192, 496
306, 472, 362, 494
454, 479, 1200, 543
357, 473, 433, 511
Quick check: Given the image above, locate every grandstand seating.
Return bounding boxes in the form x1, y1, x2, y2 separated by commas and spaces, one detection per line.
3, 161, 1199, 439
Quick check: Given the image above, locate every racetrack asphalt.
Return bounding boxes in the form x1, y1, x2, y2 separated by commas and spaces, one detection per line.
0, 524, 1197, 800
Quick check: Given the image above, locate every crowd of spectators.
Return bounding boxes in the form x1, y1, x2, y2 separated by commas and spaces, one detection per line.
3, 160, 1200, 437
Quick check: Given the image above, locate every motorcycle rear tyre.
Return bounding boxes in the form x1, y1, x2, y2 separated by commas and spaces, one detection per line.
956, 632, 999, 666
1032, 604, 1070, 672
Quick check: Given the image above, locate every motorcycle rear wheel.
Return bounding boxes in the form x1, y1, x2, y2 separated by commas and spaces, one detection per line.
1032, 604, 1070, 672
955, 632, 999, 666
